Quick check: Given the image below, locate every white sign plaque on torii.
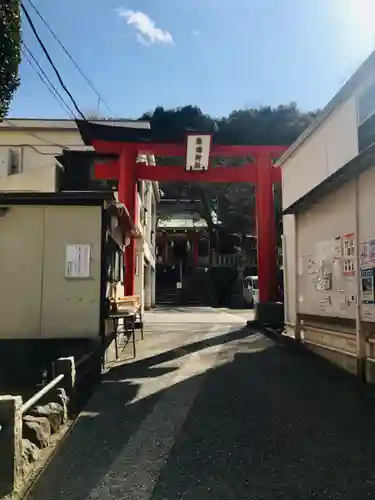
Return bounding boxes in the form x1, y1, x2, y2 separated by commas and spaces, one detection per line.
185, 134, 212, 172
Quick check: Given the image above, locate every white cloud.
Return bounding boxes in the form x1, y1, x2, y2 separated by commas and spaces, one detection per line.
192, 30, 200, 37
116, 8, 174, 45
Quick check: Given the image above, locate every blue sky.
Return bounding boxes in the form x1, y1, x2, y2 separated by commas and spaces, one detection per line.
9, 0, 375, 119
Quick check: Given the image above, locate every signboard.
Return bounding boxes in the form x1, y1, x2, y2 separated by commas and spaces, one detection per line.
185, 134, 211, 172
65, 244, 91, 278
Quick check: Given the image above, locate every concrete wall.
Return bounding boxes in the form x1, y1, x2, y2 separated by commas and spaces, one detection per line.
0, 204, 102, 339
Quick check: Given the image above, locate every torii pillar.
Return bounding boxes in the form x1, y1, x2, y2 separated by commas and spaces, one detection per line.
256, 154, 277, 303
118, 148, 138, 295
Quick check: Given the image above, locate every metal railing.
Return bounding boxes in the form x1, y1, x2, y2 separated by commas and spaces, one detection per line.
21, 374, 65, 414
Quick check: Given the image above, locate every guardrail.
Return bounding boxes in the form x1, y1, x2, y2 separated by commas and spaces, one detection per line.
21, 374, 65, 415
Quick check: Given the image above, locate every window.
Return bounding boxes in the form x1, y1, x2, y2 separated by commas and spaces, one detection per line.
358, 82, 375, 152
9, 148, 21, 174
358, 83, 375, 124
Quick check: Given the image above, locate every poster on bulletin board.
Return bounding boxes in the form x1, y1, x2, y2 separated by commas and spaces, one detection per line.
361, 268, 375, 304
65, 244, 91, 278
342, 233, 356, 277
361, 238, 375, 267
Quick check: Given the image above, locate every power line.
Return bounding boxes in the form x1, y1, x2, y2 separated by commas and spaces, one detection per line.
22, 49, 74, 123
21, 2, 86, 120
25, 0, 114, 116
22, 43, 76, 118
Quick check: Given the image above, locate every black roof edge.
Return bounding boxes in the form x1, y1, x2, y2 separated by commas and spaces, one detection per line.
0, 190, 115, 206
75, 119, 215, 146
283, 142, 375, 216
75, 119, 152, 146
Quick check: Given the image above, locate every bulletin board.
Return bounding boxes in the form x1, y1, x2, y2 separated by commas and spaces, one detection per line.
298, 233, 357, 318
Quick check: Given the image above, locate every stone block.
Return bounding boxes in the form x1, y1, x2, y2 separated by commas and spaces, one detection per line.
31, 402, 64, 434
22, 438, 39, 466
0, 395, 23, 497
23, 415, 51, 449
55, 357, 76, 394
39, 387, 69, 423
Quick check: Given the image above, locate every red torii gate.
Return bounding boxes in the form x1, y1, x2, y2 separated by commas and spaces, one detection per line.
76, 120, 286, 304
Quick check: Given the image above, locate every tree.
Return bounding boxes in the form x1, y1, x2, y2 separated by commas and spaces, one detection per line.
0, 0, 21, 118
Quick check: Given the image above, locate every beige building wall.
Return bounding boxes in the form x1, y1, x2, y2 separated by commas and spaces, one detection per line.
0, 204, 102, 340
282, 96, 359, 211
0, 125, 88, 192
281, 70, 375, 212
0, 206, 44, 339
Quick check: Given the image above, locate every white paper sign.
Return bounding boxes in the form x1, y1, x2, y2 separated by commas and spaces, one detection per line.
65, 244, 91, 278
185, 134, 211, 171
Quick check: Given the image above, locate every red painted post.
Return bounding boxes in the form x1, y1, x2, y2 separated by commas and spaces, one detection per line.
118, 148, 137, 296
255, 154, 278, 303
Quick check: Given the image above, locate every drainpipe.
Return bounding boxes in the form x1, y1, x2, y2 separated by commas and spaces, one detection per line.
355, 175, 366, 381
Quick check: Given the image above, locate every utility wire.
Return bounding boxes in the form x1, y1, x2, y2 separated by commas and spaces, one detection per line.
22, 49, 74, 124
21, 2, 86, 120
25, 0, 114, 116
22, 43, 76, 118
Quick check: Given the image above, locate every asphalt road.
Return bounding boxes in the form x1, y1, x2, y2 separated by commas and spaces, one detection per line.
27, 307, 375, 499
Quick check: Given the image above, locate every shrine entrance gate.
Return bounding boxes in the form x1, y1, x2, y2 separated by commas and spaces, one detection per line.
76, 120, 287, 304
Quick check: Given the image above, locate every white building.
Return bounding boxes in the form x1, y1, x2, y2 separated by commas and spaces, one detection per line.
279, 50, 375, 381
0, 118, 158, 310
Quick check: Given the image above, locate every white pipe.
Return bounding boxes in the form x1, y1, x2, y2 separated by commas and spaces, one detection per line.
21, 374, 65, 414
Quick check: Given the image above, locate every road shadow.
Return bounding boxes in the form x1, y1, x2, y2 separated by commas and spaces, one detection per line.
106, 326, 255, 381
26, 326, 254, 500
27, 330, 375, 500
151, 342, 375, 499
